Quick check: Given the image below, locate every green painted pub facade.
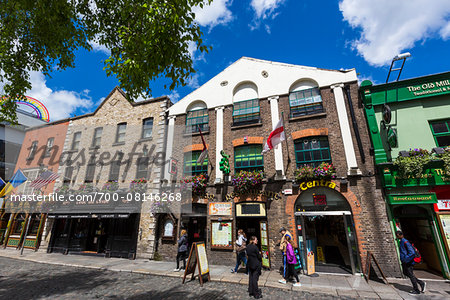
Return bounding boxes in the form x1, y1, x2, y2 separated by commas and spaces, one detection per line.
361, 72, 450, 279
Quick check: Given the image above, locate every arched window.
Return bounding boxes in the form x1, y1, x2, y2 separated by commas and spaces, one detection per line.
184, 151, 208, 175
294, 136, 331, 168
232, 82, 260, 126
186, 101, 209, 133
289, 80, 323, 118
234, 144, 263, 172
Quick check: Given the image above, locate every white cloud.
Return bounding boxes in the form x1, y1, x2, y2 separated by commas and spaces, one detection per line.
89, 39, 110, 55
193, 0, 233, 30
167, 90, 180, 103
26, 72, 94, 121
250, 0, 286, 20
340, 0, 450, 66
188, 73, 201, 89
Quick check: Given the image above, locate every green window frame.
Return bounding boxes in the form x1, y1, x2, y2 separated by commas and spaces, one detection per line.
232, 99, 260, 125
430, 119, 450, 147
289, 88, 323, 118
184, 151, 208, 175
186, 109, 209, 133
294, 136, 331, 168
234, 145, 264, 172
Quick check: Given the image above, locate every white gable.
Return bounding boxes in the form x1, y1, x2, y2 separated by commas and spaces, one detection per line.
168, 57, 357, 116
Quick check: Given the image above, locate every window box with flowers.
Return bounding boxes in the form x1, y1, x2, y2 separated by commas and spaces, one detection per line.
438, 146, 450, 175
181, 174, 208, 196
394, 148, 432, 179
78, 183, 98, 193
231, 170, 264, 194
130, 178, 148, 193
294, 162, 336, 183
102, 181, 119, 192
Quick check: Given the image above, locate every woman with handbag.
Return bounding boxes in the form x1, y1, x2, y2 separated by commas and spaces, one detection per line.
231, 229, 247, 274
247, 236, 263, 299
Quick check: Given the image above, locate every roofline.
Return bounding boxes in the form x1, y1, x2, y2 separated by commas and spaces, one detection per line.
362, 71, 450, 91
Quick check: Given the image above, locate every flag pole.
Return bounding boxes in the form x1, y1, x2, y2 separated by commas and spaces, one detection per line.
281, 112, 291, 165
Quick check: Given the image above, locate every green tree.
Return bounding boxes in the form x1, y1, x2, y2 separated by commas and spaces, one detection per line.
0, 0, 211, 123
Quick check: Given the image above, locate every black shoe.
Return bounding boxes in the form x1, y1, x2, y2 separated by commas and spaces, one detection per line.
254, 294, 263, 299
408, 290, 420, 295
420, 281, 426, 293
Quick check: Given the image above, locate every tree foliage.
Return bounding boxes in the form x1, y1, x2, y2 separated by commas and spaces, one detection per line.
0, 0, 211, 123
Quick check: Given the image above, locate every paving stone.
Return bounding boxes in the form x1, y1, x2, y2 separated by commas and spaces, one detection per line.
357, 290, 381, 299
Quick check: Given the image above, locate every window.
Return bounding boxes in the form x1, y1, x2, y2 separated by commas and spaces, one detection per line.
18, 169, 39, 195
184, 151, 208, 175
63, 166, 74, 185
141, 118, 153, 139
234, 145, 263, 172
115, 123, 127, 143
28, 214, 42, 235
289, 87, 323, 118
136, 157, 149, 179
186, 109, 209, 133
27, 141, 38, 160
232, 99, 260, 126
12, 214, 26, 235
109, 159, 121, 182
72, 132, 81, 150
163, 219, 174, 237
85, 162, 96, 183
430, 119, 450, 147
44, 137, 54, 157
294, 136, 331, 168
92, 127, 103, 147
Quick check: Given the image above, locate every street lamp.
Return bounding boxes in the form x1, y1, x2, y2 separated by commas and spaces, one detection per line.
386, 52, 411, 83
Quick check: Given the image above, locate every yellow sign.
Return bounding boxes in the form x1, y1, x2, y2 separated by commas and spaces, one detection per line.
300, 180, 336, 191
307, 252, 315, 275
316, 246, 325, 263
197, 243, 209, 275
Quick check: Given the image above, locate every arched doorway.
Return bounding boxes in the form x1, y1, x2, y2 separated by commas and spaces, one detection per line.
294, 187, 360, 274
392, 205, 446, 279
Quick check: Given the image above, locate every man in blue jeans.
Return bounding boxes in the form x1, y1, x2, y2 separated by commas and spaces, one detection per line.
396, 231, 426, 295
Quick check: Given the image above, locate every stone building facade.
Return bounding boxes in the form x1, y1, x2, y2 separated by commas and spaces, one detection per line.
159, 57, 401, 277
45, 87, 170, 259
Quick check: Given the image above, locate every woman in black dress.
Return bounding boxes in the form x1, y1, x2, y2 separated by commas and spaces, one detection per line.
246, 236, 262, 299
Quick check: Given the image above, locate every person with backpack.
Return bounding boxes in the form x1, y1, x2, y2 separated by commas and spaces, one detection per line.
396, 231, 426, 295
278, 235, 301, 287
231, 229, 248, 274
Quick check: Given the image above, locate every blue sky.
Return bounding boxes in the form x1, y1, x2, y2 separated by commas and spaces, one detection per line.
13, 0, 450, 122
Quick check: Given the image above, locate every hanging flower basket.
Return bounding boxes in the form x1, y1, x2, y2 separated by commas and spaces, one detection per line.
130, 178, 148, 193
438, 146, 450, 176
394, 148, 432, 179
181, 174, 208, 195
294, 162, 336, 183
231, 170, 264, 194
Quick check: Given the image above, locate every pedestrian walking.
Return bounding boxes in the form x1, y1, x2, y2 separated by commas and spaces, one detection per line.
278, 235, 301, 287
278, 227, 292, 283
174, 229, 189, 272
247, 236, 262, 299
231, 229, 248, 274
396, 231, 426, 295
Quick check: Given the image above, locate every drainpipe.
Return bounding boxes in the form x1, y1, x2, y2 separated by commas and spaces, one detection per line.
344, 85, 365, 164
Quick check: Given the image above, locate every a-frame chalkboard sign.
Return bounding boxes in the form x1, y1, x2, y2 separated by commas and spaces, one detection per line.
364, 251, 388, 284
182, 242, 210, 286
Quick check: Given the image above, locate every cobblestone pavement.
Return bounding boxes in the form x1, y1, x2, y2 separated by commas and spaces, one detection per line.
0, 257, 351, 300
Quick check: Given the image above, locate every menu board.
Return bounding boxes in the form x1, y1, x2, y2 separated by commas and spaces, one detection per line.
260, 221, 270, 268
196, 243, 209, 275
439, 214, 450, 253
208, 202, 232, 216
211, 221, 233, 249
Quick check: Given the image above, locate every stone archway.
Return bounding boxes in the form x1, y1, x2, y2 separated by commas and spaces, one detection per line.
284, 181, 367, 271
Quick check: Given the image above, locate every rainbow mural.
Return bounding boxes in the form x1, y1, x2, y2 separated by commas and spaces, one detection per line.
1, 96, 50, 122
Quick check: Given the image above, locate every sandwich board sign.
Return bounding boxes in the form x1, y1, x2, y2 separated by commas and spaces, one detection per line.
182, 242, 210, 286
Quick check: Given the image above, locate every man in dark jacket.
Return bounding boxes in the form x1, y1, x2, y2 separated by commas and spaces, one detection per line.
396, 231, 426, 295
247, 236, 262, 299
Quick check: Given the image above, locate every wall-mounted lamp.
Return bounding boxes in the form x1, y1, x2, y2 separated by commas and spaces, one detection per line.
432, 147, 445, 155
340, 178, 348, 192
